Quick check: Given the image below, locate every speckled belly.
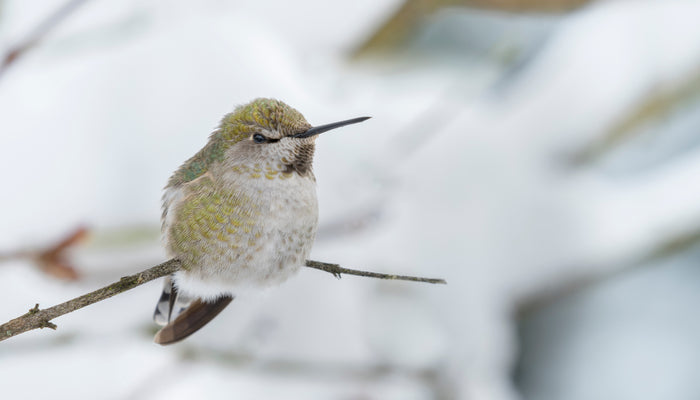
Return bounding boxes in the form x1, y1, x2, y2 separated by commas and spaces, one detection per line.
163, 174, 318, 299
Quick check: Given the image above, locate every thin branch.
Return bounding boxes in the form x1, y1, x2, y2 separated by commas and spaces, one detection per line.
0, 0, 92, 80
305, 260, 447, 284
0, 259, 445, 343
0, 259, 180, 342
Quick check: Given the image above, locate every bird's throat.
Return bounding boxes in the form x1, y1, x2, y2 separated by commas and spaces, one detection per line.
283, 143, 315, 177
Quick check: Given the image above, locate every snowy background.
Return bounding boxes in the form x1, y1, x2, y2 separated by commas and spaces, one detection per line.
2, 0, 700, 399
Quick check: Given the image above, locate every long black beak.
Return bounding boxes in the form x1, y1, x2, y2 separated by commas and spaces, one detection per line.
293, 116, 370, 139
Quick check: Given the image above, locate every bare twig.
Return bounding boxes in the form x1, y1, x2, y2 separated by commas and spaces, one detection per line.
0, 259, 180, 342
0, 0, 92, 80
0, 258, 445, 342
305, 260, 447, 284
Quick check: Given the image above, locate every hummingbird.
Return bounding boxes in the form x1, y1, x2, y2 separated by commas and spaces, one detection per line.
153, 98, 369, 344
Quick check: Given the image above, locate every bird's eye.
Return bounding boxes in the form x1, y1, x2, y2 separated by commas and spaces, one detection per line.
252, 134, 267, 143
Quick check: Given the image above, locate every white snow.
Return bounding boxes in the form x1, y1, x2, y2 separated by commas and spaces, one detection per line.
2, 0, 700, 399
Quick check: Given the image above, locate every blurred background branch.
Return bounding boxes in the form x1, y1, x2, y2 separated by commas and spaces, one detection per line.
0, 226, 87, 280
0, 0, 90, 81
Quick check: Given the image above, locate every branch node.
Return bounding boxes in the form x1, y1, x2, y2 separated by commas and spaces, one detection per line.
40, 320, 57, 330
28, 304, 40, 315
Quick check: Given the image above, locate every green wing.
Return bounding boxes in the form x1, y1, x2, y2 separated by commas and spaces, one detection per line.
167, 140, 226, 187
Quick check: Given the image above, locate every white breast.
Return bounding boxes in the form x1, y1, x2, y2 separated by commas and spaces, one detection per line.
168, 173, 319, 300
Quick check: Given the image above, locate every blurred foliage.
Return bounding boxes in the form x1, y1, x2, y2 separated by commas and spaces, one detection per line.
572, 67, 700, 165
0, 0, 91, 80
352, 0, 593, 58
517, 223, 700, 318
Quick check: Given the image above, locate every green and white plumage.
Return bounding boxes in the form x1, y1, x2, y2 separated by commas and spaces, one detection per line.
154, 98, 319, 343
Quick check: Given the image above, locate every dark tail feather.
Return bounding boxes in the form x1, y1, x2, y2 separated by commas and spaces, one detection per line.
154, 295, 234, 345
